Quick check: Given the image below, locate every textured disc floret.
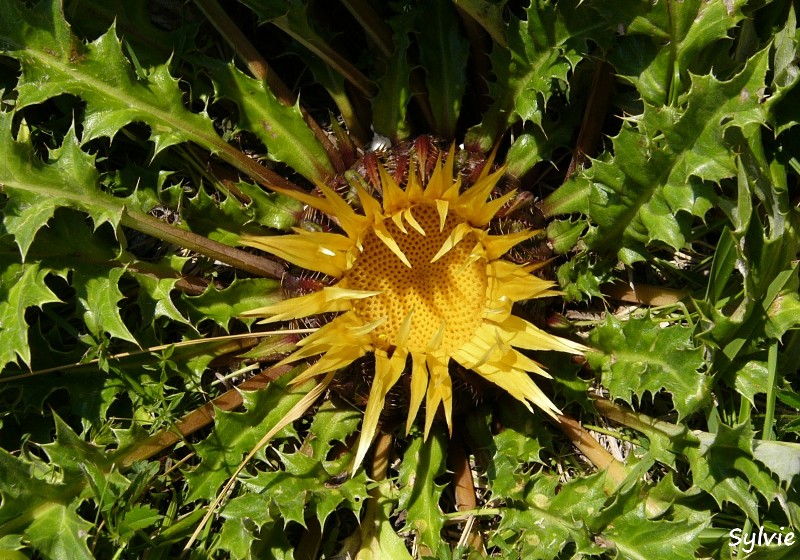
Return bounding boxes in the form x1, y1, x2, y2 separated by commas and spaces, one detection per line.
241, 146, 587, 469
346, 204, 486, 354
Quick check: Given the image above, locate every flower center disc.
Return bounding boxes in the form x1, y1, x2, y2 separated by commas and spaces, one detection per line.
346, 204, 487, 354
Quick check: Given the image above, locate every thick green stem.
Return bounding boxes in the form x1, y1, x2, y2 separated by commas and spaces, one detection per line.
556, 411, 667, 518
212, 141, 308, 192
120, 210, 284, 278
593, 398, 697, 442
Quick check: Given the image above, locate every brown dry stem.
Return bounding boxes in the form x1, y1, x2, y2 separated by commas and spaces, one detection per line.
448, 436, 486, 554
114, 364, 292, 468
120, 210, 285, 278
565, 60, 614, 180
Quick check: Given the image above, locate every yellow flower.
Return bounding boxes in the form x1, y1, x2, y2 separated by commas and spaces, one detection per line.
241, 147, 586, 468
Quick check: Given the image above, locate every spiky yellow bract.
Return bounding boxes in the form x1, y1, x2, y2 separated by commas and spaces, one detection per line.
241, 147, 587, 470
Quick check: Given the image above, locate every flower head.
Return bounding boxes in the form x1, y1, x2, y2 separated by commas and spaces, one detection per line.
242, 146, 586, 468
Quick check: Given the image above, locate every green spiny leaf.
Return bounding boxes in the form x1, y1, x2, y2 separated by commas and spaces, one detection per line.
487, 403, 546, 500
0, 258, 60, 369
214, 517, 256, 560
0, 3, 217, 153
467, 0, 606, 150
182, 277, 281, 329
751, 439, 800, 485
0, 535, 26, 555
232, 181, 303, 231
546, 218, 586, 255
0, 423, 95, 557
505, 109, 579, 177
77, 266, 137, 345
303, 399, 362, 462
602, 501, 707, 559
766, 288, 800, 339
179, 185, 261, 246
242, 451, 354, 526
0, 447, 67, 526
607, 0, 747, 104
415, 0, 468, 139
129, 266, 192, 328
397, 430, 447, 557
0, 115, 118, 260
24, 502, 94, 560
587, 314, 710, 419
547, 48, 769, 263
687, 423, 783, 521
771, 4, 800, 134
7, 208, 171, 361
184, 373, 310, 501
205, 59, 333, 182
555, 253, 614, 301
726, 360, 770, 406
236, 401, 366, 526
175, 182, 301, 246
493, 473, 606, 559
39, 413, 110, 475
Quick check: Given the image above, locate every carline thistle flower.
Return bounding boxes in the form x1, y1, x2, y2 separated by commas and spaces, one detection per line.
241, 144, 587, 469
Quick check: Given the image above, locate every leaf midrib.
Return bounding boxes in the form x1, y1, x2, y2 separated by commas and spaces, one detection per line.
24, 48, 224, 154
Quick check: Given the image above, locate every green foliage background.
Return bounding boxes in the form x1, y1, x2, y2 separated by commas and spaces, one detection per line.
0, 0, 799, 558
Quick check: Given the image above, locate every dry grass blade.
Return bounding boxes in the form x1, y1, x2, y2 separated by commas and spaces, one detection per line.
182, 370, 336, 555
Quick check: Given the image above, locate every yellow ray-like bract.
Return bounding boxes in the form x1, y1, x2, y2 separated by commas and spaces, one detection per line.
241, 147, 587, 471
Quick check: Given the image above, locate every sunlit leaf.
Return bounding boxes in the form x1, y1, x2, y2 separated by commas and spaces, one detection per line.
182, 277, 281, 329
606, 0, 747, 104
544, 48, 769, 263
466, 0, 607, 150
0, 2, 219, 154
205, 59, 333, 182
0, 117, 117, 260
24, 503, 95, 560
184, 374, 311, 501
0, 259, 60, 369
688, 423, 783, 521
588, 314, 711, 419
397, 431, 447, 557
492, 473, 606, 559
602, 502, 707, 560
